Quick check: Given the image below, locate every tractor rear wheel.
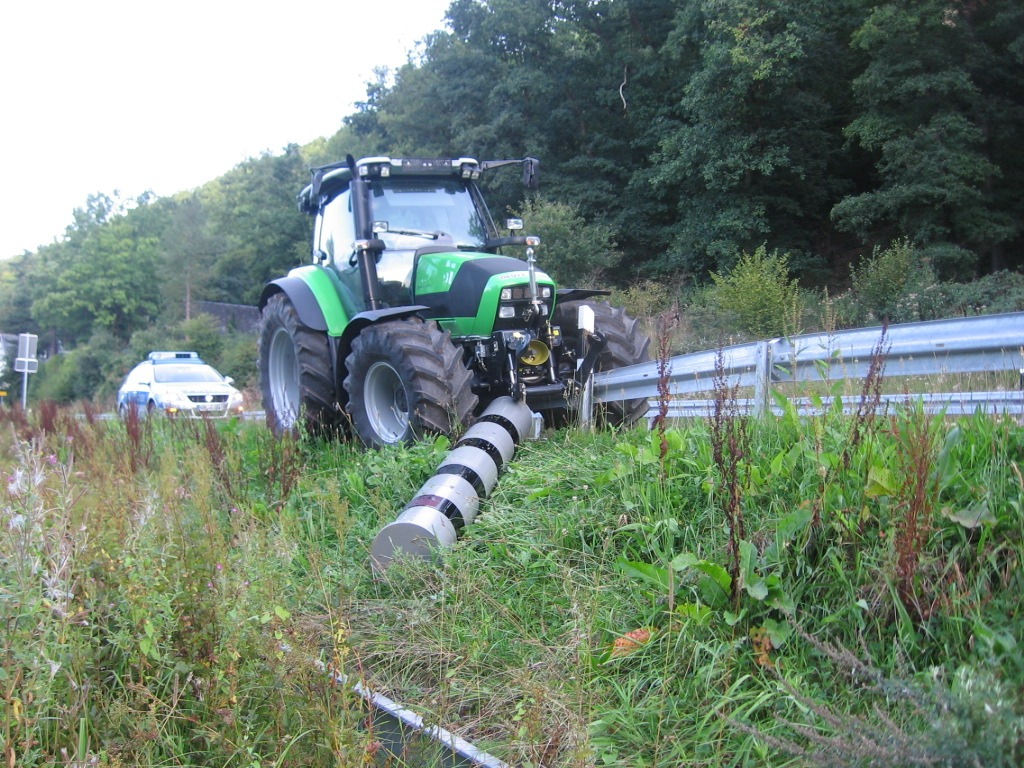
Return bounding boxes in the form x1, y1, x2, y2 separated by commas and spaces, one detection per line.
258, 292, 342, 436
555, 299, 651, 427
344, 317, 477, 448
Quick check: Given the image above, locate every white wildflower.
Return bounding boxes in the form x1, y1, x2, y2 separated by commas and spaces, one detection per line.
7, 468, 25, 495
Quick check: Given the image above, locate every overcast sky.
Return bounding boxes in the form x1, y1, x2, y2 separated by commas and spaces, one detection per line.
0, 0, 452, 258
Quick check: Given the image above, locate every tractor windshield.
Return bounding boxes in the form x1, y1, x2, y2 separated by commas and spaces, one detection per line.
368, 179, 492, 251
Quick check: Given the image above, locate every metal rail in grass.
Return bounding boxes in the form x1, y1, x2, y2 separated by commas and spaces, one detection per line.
322, 663, 512, 768
592, 311, 1024, 418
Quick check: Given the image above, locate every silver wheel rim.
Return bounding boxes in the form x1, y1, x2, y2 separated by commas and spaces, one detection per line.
364, 361, 410, 444
268, 327, 300, 429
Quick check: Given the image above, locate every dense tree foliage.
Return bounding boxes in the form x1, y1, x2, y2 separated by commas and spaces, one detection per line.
1, 0, 1021, 404
833, 0, 1024, 278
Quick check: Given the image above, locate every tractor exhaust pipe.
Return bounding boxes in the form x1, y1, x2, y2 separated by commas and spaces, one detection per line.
371, 397, 536, 572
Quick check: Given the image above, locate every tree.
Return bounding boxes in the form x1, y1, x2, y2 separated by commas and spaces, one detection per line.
158, 194, 224, 322
31, 194, 162, 346
205, 146, 311, 304
832, 0, 1024, 277
650, 0, 865, 278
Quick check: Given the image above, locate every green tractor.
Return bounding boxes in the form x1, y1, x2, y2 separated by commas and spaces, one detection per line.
257, 154, 649, 446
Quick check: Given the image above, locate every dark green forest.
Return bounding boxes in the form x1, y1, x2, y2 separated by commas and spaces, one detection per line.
2, 0, 1023, 404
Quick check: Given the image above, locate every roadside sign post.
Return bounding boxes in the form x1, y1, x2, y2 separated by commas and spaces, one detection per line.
14, 333, 38, 410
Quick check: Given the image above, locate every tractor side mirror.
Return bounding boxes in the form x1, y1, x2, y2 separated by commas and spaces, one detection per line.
522, 157, 540, 189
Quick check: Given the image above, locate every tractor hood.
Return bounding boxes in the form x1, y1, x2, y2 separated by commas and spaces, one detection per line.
412, 252, 555, 337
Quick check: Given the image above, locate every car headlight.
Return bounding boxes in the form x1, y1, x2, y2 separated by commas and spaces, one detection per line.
228, 392, 244, 410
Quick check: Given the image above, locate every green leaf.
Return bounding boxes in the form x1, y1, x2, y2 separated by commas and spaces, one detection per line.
940, 502, 995, 529
745, 579, 769, 601
933, 427, 963, 488
763, 618, 792, 648
738, 540, 771, 601
724, 608, 747, 626
777, 505, 813, 540
671, 552, 731, 596
865, 464, 898, 498
817, 451, 841, 470
140, 637, 159, 660
973, 620, 1017, 654
676, 603, 713, 623
273, 605, 291, 621
616, 559, 670, 592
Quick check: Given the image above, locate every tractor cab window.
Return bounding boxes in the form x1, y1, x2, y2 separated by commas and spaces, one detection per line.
316, 188, 357, 266
317, 189, 368, 313
368, 179, 492, 252
364, 179, 494, 307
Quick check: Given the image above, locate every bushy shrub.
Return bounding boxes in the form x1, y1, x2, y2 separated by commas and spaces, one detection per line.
178, 314, 224, 363
938, 270, 1024, 317
850, 239, 941, 323
710, 245, 802, 339
609, 278, 680, 321
922, 242, 978, 282
32, 351, 76, 403
515, 197, 621, 287
34, 344, 109, 403
217, 331, 258, 391
815, 288, 864, 332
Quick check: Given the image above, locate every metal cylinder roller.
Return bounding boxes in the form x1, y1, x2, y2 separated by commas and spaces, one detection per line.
371, 396, 535, 572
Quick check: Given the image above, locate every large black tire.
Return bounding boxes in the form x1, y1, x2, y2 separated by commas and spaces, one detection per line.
258, 292, 342, 436
344, 317, 477, 448
555, 299, 651, 427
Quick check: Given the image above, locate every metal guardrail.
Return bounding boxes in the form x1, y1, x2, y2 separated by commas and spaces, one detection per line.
593, 311, 1024, 418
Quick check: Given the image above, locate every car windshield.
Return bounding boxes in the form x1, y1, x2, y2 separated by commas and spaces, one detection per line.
153, 364, 224, 384
368, 179, 491, 251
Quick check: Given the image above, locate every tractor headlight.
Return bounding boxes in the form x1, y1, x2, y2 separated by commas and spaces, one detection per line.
499, 306, 516, 319
500, 288, 512, 301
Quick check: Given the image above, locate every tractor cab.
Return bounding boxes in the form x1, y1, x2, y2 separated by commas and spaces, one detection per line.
300, 157, 506, 313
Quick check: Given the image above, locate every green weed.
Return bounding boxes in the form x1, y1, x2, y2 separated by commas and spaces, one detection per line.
0, 396, 1020, 767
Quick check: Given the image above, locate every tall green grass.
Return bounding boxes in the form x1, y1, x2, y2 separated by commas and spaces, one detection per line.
0, 393, 1021, 766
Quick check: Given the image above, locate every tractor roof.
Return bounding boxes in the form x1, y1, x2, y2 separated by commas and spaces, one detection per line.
296, 155, 538, 214
297, 156, 482, 214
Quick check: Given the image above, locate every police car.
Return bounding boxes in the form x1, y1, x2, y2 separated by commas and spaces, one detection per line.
117, 351, 244, 418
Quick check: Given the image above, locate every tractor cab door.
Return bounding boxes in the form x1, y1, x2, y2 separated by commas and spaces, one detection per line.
316, 185, 417, 308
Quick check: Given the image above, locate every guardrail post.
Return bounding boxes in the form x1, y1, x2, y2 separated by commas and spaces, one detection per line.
577, 304, 596, 431
753, 339, 776, 417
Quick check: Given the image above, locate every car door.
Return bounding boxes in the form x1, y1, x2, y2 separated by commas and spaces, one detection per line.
122, 362, 153, 411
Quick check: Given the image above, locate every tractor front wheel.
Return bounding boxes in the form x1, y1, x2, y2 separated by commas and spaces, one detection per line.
344, 318, 477, 448
258, 292, 342, 436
